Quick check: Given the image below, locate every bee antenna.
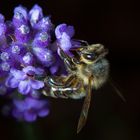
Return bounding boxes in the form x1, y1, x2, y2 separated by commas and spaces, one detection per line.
72, 39, 89, 46
109, 77, 126, 103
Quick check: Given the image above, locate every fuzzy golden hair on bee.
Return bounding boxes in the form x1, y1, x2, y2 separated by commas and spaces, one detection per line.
72, 44, 109, 89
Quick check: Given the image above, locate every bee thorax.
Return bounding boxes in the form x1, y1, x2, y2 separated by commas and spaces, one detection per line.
92, 59, 109, 89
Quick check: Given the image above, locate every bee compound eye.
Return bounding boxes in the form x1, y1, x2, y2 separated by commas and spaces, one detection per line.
83, 53, 97, 61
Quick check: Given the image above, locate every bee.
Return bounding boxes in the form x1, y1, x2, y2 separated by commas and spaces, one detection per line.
42, 43, 109, 133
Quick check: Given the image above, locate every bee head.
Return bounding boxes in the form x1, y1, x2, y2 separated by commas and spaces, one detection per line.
80, 44, 108, 64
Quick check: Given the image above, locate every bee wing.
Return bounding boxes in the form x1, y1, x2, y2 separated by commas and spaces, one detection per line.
77, 76, 93, 133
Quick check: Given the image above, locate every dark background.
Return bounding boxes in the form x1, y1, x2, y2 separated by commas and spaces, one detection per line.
0, 0, 140, 140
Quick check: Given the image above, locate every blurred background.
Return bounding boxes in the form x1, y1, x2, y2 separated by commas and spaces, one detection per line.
0, 0, 140, 140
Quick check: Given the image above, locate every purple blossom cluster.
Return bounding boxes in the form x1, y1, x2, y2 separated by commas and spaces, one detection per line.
0, 4, 80, 122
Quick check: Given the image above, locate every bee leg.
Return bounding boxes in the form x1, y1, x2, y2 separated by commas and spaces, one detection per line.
47, 75, 76, 88
77, 76, 93, 133
58, 45, 71, 60
43, 75, 78, 98
64, 75, 76, 87
69, 39, 89, 55
58, 46, 78, 71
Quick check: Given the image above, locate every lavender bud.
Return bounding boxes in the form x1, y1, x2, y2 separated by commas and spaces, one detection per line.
13, 5, 28, 27
22, 52, 33, 65
36, 17, 53, 31
33, 31, 50, 47
15, 24, 30, 43
0, 23, 7, 36
33, 47, 55, 67
29, 4, 43, 27
55, 23, 75, 39
11, 45, 21, 54
0, 52, 10, 61
18, 24, 30, 34
1, 62, 10, 71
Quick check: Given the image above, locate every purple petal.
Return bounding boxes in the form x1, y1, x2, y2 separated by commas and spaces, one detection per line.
32, 31, 50, 47
38, 108, 49, 117
34, 67, 44, 75
17, 24, 30, 35
13, 99, 26, 111
59, 33, 72, 51
13, 5, 28, 27
14, 5, 28, 21
55, 23, 66, 39
18, 80, 31, 94
30, 90, 41, 98
1, 62, 10, 71
24, 111, 37, 122
0, 52, 10, 61
66, 25, 75, 38
15, 25, 30, 43
25, 97, 40, 109
22, 66, 44, 76
0, 14, 5, 23
11, 43, 27, 56
5, 75, 19, 88
25, 97, 47, 109
55, 23, 75, 39
30, 80, 44, 89
50, 64, 59, 75
0, 23, 7, 36
33, 47, 55, 67
10, 68, 26, 80
29, 4, 43, 27
12, 108, 23, 120
22, 66, 36, 74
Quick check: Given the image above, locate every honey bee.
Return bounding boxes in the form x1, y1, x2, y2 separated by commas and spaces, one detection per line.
42, 43, 109, 133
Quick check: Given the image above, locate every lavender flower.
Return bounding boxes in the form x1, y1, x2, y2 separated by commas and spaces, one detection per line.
12, 97, 49, 122
6, 66, 44, 95
55, 23, 80, 56
0, 4, 81, 122
55, 23, 75, 39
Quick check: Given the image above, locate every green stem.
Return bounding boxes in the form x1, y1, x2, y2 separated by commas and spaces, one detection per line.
15, 123, 40, 140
